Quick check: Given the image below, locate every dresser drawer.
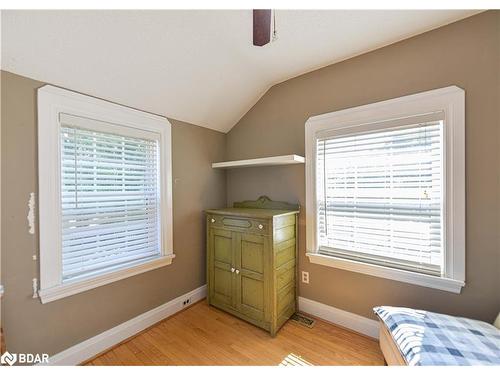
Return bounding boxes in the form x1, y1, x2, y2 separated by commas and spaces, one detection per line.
208, 214, 270, 235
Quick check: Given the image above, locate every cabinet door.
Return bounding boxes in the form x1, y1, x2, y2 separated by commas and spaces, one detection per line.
208, 228, 235, 308
235, 232, 268, 323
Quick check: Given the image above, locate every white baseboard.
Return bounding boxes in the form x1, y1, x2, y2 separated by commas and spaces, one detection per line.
298, 296, 379, 339
46, 288, 375, 365
46, 284, 207, 365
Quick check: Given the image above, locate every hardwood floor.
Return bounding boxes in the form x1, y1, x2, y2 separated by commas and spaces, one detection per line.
86, 300, 384, 366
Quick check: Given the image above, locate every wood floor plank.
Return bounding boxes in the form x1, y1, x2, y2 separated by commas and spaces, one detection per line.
102, 348, 124, 366
86, 300, 384, 366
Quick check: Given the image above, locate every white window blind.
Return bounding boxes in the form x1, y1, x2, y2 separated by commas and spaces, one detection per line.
316, 119, 443, 276
60, 122, 161, 283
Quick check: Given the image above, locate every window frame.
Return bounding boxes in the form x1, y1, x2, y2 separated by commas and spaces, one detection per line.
38, 85, 174, 303
305, 86, 465, 293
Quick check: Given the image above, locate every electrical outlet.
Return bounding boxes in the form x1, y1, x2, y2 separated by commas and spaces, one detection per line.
301, 271, 309, 284
182, 297, 191, 306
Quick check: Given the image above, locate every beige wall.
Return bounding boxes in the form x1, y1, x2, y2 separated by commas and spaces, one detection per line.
226, 11, 500, 322
0, 71, 226, 355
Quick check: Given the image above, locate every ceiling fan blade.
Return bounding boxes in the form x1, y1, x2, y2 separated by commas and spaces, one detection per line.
253, 9, 272, 46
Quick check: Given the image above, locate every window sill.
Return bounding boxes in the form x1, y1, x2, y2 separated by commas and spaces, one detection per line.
39, 254, 175, 304
306, 252, 464, 294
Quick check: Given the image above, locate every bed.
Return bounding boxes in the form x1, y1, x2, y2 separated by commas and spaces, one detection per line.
374, 306, 500, 366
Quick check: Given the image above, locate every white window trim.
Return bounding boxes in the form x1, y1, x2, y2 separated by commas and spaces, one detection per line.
305, 86, 465, 293
37, 85, 174, 304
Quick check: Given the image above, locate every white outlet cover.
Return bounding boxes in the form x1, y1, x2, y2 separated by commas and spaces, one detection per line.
301, 271, 309, 284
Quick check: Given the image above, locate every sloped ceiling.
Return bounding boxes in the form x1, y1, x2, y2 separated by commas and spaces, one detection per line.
1, 10, 480, 132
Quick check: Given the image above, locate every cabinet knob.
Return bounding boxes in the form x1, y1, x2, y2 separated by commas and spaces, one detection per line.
235, 269, 240, 274
211, 218, 216, 223
231, 267, 235, 273
258, 224, 264, 230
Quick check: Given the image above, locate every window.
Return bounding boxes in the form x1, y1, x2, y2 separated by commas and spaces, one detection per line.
305, 87, 465, 293
317, 116, 443, 275
38, 86, 173, 303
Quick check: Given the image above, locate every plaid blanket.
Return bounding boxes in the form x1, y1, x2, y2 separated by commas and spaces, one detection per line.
374, 306, 500, 366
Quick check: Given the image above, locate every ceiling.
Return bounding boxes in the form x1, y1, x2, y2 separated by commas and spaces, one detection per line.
1, 10, 480, 133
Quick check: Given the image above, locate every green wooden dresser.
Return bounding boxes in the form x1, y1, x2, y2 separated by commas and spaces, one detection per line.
206, 196, 299, 336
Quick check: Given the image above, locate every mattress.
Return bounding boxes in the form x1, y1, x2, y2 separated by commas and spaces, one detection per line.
374, 306, 500, 366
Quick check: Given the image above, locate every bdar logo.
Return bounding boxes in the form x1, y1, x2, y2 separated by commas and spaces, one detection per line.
0, 351, 48, 365
0, 351, 17, 366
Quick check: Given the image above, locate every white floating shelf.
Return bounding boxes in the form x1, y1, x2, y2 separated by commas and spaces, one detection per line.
212, 154, 305, 169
